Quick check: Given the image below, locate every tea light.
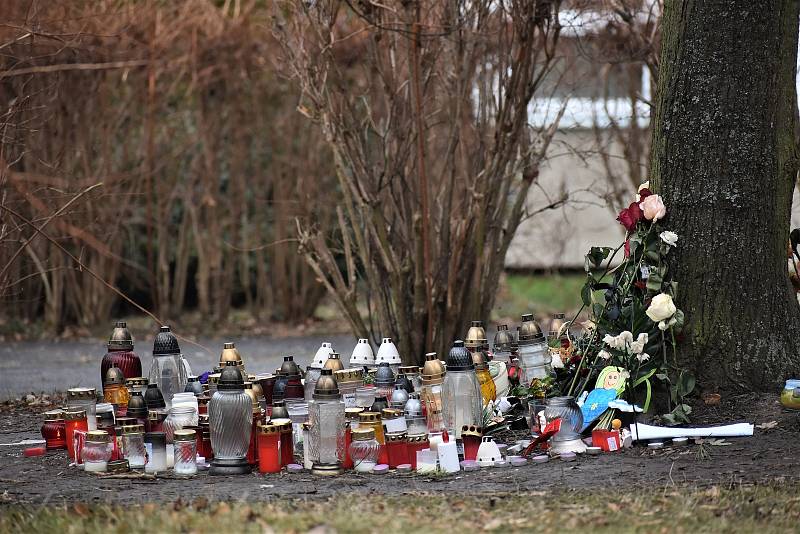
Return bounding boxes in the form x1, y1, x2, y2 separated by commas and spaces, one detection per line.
586, 446, 602, 455
494, 460, 509, 468
286, 463, 304, 473
560, 452, 576, 462
532, 454, 549, 464
372, 464, 389, 474
648, 442, 664, 450
509, 456, 528, 467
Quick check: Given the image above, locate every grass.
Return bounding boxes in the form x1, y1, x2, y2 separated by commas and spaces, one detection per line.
3, 485, 799, 533
494, 272, 587, 321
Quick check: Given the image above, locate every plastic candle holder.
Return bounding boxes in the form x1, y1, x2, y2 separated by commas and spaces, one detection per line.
257, 422, 282, 474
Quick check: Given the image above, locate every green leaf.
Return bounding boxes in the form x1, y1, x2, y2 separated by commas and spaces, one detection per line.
676, 371, 695, 398
581, 283, 592, 306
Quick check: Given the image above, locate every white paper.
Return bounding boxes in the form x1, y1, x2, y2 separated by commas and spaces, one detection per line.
629, 422, 754, 442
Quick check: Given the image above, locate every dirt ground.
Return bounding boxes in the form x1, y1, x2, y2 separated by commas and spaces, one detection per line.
0, 394, 797, 506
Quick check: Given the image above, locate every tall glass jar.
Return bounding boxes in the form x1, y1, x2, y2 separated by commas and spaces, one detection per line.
122, 424, 146, 469
144, 431, 167, 473
398, 366, 421, 393
349, 428, 380, 473
334, 368, 364, 408
208, 362, 253, 475
304, 366, 323, 402
420, 352, 446, 432
308, 369, 345, 475
173, 429, 197, 476
441, 341, 483, 440
101, 321, 142, 383
403, 394, 427, 435
82, 430, 112, 473
374, 363, 396, 400
472, 350, 496, 405
285, 400, 309, 450
67, 388, 98, 431
517, 334, 552, 384
149, 326, 189, 410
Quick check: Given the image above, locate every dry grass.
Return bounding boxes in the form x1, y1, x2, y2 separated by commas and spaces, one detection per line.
3, 484, 799, 533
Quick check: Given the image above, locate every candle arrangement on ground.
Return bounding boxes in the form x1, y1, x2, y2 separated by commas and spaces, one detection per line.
29, 182, 761, 478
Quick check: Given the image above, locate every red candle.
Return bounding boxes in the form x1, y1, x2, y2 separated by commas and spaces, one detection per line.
342, 424, 353, 469
247, 410, 262, 465
406, 433, 429, 469
385, 432, 409, 468
257, 423, 281, 474
461, 426, 483, 461
41, 410, 67, 450
64, 410, 88, 461
277, 420, 293, 466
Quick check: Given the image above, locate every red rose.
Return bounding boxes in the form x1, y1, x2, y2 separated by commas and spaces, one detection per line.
617, 202, 642, 232
638, 188, 653, 200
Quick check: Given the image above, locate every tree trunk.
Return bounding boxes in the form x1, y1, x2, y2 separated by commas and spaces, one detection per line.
650, 0, 800, 392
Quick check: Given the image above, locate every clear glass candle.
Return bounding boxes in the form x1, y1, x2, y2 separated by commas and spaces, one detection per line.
420, 352, 446, 432
441, 341, 483, 439
82, 430, 112, 473
144, 432, 167, 474
67, 388, 98, 431
308, 369, 345, 475
334, 368, 364, 408
517, 335, 552, 384
163, 406, 198, 443
349, 428, 379, 473
122, 424, 146, 469
208, 362, 253, 475
355, 386, 376, 409
173, 429, 197, 476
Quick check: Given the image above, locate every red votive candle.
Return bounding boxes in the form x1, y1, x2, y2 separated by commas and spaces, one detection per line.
406, 433, 429, 469
276, 419, 293, 467
247, 409, 262, 465
257, 422, 282, 474
461, 425, 483, 461
41, 410, 67, 450
64, 409, 88, 461
385, 432, 409, 468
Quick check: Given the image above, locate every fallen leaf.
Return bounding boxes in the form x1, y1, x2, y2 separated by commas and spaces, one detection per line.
756, 421, 778, 431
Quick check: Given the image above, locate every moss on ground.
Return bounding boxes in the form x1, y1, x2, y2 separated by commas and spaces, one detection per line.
3, 484, 798, 533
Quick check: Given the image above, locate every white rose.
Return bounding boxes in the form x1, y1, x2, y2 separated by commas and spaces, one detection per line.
619, 331, 633, 349
646, 293, 677, 322
629, 340, 644, 355
603, 334, 617, 348
658, 317, 678, 331
636, 352, 650, 363
597, 350, 612, 360
659, 231, 678, 247
638, 181, 650, 192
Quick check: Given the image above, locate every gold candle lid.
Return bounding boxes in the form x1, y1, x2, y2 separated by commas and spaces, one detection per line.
358, 411, 381, 423
67, 387, 97, 400
351, 428, 375, 441
407, 433, 428, 443
86, 430, 109, 443
345, 407, 365, 420
334, 368, 364, 383
122, 424, 145, 434
461, 425, 483, 438
63, 409, 87, 421
270, 418, 292, 432
43, 409, 65, 422
173, 429, 196, 441
257, 422, 281, 435
381, 408, 401, 420
385, 431, 408, 442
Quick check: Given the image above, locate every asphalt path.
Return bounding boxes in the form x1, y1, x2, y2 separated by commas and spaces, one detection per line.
0, 333, 353, 399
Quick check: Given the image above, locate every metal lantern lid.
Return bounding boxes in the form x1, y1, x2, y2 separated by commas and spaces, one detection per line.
104, 367, 126, 386
122, 423, 145, 434
518, 314, 544, 345
461, 425, 483, 438
257, 422, 281, 435
219, 341, 243, 366
67, 387, 97, 401
152, 325, 180, 355
323, 353, 345, 373
86, 430, 110, 443
465, 321, 487, 349
446, 341, 474, 371
126, 392, 147, 417
404, 395, 423, 417
381, 408, 402, 420
144, 384, 166, 409
173, 429, 196, 442
352, 428, 375, 441
217, 361, 245, 391
125, 377, 149, 388
358, 411, 381, 423
334, 368, 363, 384
43, 409, 65, 422
385, 431, 408, 442
63, 409, 87, 421
313, 369, 341, 400
279, 356, 301, 378
271, 401, 289, 420
374, 362, 396, 387
345, 407, 365, 421
108, 321, 134, 351
493, 324, 515, 352
421, 352, 445, 385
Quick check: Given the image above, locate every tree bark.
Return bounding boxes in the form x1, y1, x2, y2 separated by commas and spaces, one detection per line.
650, 0, 800, 392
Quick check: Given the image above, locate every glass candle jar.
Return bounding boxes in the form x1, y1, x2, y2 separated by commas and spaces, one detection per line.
334, 368, 364, 408
122, 424, 146, 469
67, 388, 98, 431
390, 385, 409, 410
358, 411, 386, 465
304, 366, 322, 403
385, 431, 409, 468
285, 400, 309, 450
104, 367, 130, 414
342, 421, 354, 470
441, 341, 483, 440
517, 335, 552, 385
272, 419, 294, 467
403, 395, 427, 435
406, 433, 429, 469
209, 362, 253, 475
780, 380, 800, 410
173, 429, 197, 476
374, 362, 396, 400
398, 366, 421, 393
98, 422, 120, 461
82, 430, 112, 473
302, 422, 313, 470
64, 409, 88, 461
355, 386, 377, 409
150, 326, 189, 409
41, 409, 66, 450
163, 406, 198, 442
96, 402, 116, 428
102, 321, 142, 382
421, 352, 446, 432
147, 409, 167, 433
461, 425, 483, 461
381, 408, 407, 434
257, 422, 282, 473
349, 428, 380, 473
308, 369, 345, 475
144, 431, 167, 474
544, 396, 583, 447
255, 374, 276, 407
